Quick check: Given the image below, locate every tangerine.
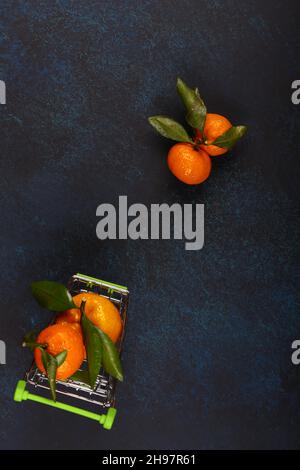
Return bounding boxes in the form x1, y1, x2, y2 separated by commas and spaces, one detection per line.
197, 113, 232, 156
34, 324, 85, 380
55, 316, 86, 358
63, 292, 122, 343
167, 143, 211, 185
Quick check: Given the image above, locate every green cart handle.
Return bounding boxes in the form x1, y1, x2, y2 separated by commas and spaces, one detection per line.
14, 380, 117, 430
76, 273, 128, 293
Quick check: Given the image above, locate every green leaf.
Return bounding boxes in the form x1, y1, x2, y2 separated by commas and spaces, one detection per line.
23, 329, 38, 344
39, 347, 58, 401
22, 329, 48, 352
96, 327, 123, 382
176, 78, 207, 132
22, 329, 38, 352
55, 350, 67, 367
31, 281, 76, 311
23, 340, 47, 351
148, 116, 193, 143
70, 370, 91, 387
211, 125, 247, 149
80, 301, 102, 389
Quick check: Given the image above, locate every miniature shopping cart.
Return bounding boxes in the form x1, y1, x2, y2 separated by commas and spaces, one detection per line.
14, 273, 129, 430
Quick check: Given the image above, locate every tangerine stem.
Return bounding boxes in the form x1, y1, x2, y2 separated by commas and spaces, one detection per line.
193, 138, 202, 151
22, 341, 48, 349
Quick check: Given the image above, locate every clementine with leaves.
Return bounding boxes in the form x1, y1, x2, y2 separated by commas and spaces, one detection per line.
24, 280, 124, 402
34, 323, 85, 380
148, 78, 247, 184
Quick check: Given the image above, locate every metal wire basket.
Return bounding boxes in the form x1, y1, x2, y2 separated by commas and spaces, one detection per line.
14, 273, 129, 430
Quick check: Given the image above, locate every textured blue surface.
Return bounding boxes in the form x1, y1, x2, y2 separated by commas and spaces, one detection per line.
0, 0, 300, 449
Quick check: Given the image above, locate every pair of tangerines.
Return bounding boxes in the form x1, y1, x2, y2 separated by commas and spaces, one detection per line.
34, 292, 122, 380
149, 79, 247, 185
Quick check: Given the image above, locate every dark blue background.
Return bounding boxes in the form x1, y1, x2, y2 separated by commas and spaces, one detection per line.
0, 0, 300, 449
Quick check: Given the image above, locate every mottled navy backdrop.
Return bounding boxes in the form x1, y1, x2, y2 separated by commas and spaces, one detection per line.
0, 0, 300, 450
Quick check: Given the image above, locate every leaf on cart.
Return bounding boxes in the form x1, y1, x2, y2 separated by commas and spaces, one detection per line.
22, 329, 49, 352
81, 301, 103, 389
96, 327, 124, 382
31, 281, 76, 311
39, 347, 59, 402
55, 350, 68, 367
22, 329, 39, 351
70, 370, 92, 387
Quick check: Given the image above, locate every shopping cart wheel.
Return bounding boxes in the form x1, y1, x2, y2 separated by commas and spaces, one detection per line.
103, 407, 117, 430
14, 380, 27, 402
